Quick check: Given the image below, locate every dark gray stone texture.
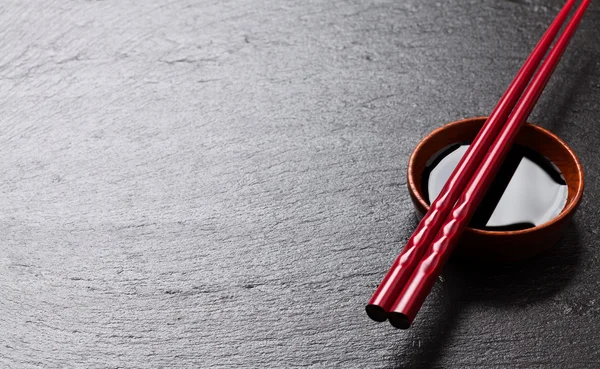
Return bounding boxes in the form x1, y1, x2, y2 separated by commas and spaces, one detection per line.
0, 0, 599, 368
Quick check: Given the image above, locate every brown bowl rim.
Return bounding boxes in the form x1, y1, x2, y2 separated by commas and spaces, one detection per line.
407, 116, 585, 236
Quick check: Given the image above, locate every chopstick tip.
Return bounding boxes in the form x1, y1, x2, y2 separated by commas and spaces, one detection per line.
365, 304, 388, 322
388, 312, 411, 329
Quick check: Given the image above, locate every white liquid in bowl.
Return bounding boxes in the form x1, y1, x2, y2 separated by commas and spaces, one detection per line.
424, 144, 568, 231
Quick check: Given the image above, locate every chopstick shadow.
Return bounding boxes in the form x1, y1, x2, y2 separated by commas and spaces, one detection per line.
534, 54, 594, 135
389, 218, 582, 369
389, 258, 467, 369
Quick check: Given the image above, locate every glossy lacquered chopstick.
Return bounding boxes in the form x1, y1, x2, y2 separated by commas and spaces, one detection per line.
388, 0, 591, 329
365, 0, 577, 322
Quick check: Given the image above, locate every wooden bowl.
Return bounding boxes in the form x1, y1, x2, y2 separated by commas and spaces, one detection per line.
408, 117, 584, 262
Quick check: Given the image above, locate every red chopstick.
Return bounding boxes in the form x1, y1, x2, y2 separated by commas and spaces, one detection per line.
388, 0, 591, 329
366, 0, 577, 322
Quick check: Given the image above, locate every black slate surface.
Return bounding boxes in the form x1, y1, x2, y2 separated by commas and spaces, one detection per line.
1, 1, 599, 368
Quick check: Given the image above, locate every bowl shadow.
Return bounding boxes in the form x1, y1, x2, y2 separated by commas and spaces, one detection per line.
388, 215, 582, 369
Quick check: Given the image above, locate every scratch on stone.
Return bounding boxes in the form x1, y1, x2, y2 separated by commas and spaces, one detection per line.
56, 53, 86, 65
359, 94, 396, 108
159, 57, 218, 65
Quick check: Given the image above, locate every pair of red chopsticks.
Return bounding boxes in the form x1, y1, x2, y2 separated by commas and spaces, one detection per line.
366, 0, 590, 329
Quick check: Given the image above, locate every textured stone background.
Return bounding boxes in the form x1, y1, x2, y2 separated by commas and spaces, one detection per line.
0, 0, 599, 368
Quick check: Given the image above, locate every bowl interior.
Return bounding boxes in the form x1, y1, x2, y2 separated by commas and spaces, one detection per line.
408, 117, 584, 235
